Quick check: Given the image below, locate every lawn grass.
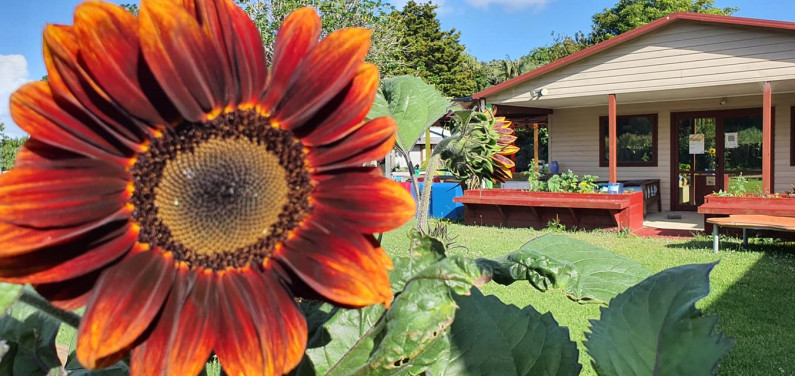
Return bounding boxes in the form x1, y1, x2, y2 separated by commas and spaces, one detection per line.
52, 221, 794, 375
380, 221, 795, 376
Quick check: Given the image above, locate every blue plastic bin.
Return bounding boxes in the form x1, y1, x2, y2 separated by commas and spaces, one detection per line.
409, 182, 464, 220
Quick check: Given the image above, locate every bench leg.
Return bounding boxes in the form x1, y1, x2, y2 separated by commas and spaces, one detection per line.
743, 228, 748, 246
713, 225, 719, 253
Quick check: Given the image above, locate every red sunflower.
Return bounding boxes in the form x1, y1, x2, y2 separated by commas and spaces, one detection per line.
0, 1, 414, 375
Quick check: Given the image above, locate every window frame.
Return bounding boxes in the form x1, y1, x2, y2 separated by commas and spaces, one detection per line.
598, 113, 658, 167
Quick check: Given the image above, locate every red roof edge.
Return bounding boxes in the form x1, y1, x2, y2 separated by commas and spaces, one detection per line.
473, 12, 795, 100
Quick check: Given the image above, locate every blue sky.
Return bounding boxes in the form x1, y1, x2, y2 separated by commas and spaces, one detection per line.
1, 0, 794, 137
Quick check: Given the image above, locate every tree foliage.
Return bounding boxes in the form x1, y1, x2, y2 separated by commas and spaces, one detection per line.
388, 1, 478, 98
236, 0, 401, 73
590, 0, 737, 43
0, 123, 27, 172
120, 3, 138, 15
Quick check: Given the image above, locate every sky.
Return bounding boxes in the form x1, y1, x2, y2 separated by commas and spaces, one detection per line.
1, 0, 795, 137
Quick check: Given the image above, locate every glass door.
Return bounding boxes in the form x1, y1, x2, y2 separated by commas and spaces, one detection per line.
675, 117, 719, 210
672, 109, 764, 211
723, 115, 763, 195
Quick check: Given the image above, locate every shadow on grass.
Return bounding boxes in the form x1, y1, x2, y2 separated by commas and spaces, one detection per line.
665, 240, 795, 375
666, 236, 795, 255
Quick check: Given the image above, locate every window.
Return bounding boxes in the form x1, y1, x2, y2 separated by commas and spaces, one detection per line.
790, 106, 795, 166
599, 114, 658, 167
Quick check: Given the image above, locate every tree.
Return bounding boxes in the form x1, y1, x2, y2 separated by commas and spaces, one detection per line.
236, 0, 401, 74
389, 1, 478, 98
0, 123, 27, 171
590, 0, 737, 43
120, 3, 138, 15
522, 31, 591, 68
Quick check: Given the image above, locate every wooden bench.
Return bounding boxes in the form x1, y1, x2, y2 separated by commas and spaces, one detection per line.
706, 215, 795, 252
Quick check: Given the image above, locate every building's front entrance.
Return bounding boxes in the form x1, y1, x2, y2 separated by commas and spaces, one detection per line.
671, 108, 766, 211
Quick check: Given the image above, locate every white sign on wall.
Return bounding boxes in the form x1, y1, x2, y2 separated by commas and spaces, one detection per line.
725, 132, 739, 149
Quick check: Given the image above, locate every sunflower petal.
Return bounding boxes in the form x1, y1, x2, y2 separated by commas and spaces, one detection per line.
312, 172, 415, 233
190, 0, 268, 106
259, 7, 320, 114
0, 207, 130, 257
309, 117, 396, 173
273, 27, 371, 130
10, 82, 131, 164
0, 159, 129, 227
13, 139, 83, 168
72, 2, 171, 129
500, 145, 520, 155
43, 24, 152, 148
224, 0, 268, 104
254, 270, 307, 372
492, 153, 515, 169
130, 268, 215, 376
277, 224, 392, 307
298, 63, 379, 146
497, 135, 517, 144
214, 270, 266, 376
77, 251, 175, 369
139, 0, 227, 121
215, 269, 307, 376
34, 268, 105, 311
0, 222, 135, 284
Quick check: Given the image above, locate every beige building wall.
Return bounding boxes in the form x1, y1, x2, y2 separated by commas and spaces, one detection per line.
491, 22, 795, 104
548, 93, 795, 210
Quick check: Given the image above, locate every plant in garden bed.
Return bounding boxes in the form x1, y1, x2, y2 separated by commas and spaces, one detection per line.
529, 168, 600, 194
0, 1, 733, 375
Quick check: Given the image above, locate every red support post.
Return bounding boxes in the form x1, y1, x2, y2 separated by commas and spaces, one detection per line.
609, 94, 617, 183
762, 81, 772, 194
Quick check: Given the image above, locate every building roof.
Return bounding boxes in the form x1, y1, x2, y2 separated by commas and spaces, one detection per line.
473, 12, 795, 100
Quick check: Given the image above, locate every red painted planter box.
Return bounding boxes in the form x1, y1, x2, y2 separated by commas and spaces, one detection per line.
699, 194, 795, 233
453, 189, 644, 232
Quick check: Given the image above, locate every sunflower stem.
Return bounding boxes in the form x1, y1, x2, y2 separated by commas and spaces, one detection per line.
418, 154, 442, 233
19, 288, 81, 329
399, 148, 422, 214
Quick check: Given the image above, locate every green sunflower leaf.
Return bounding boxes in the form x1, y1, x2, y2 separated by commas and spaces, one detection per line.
295, 302, 386, 376
478, 234, 650, 304
585, 262, 734, 376
366, 75, 450, 154
65, 351, 129, 375
295, 232, 488, 376
0, 303, 63, 375
388, 228, 447, 292
0, 282, 22, 317
432, 289, 581, 376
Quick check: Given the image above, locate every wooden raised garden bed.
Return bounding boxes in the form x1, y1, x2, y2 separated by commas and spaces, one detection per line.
453, 189, 644, 232
698, 193, 795, 233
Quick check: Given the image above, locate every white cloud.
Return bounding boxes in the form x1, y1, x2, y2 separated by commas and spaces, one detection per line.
464, 0, 550, 10
0, 54, 29, 138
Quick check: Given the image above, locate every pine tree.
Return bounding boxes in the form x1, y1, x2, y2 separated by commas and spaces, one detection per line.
389, 1, 478, 98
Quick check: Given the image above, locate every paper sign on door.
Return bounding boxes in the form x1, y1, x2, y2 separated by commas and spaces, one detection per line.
689, 134, 704, 154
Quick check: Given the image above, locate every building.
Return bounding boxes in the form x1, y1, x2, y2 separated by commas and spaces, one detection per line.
475, 12, 795, 211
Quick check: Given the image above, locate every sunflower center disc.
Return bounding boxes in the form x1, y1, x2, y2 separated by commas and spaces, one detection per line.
130, 111, 312, 270
155, 137, 288, 255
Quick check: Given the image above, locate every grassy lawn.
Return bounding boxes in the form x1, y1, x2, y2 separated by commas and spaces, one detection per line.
381, 221, 795, 376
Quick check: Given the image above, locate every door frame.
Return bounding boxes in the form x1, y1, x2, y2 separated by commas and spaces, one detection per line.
669, 107, 773, 211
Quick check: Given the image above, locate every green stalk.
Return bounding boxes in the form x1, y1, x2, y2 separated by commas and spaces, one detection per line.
398, 147, 421, 214
19, 288, 81, 329
418, 154, 442, 233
